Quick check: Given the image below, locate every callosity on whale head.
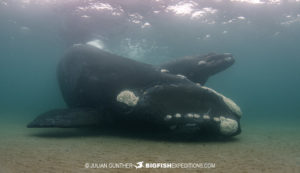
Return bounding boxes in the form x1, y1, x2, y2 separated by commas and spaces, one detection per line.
28, 45, 242, 138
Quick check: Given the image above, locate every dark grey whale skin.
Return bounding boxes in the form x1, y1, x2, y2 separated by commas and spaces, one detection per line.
160, 53, 235, 85
28, 45, 241, 137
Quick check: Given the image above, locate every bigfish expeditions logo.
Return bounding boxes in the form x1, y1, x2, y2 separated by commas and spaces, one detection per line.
84, 161, 215, 169
134, 161, 144, 169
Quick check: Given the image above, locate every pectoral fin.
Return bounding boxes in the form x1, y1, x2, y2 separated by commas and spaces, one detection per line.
27, 108, 102, 128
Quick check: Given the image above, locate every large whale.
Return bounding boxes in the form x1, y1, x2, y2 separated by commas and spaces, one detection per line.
28, 45, 242, 137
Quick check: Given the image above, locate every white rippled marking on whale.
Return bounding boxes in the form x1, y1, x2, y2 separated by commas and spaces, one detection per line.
116, 90, 139, 107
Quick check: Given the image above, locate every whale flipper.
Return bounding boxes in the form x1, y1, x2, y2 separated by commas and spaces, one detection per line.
27, 108, 102, 128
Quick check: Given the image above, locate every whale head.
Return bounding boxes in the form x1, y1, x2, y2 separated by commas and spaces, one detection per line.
197, 53, 235, 76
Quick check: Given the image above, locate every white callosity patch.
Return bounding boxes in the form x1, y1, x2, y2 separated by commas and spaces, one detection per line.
203, 115, 210, 120
160, 69, 169, 73
223, 97, 242, 117
175, 113, 181, 118
198, 60, 206, 65
116, 90, 139, 107
176, 74, 186, 79
193, 114, 200, 118
165, 114, 172, 121
201, 86, 242, 117
186, 113, 193, 118
213, 117, 220, 122
220, 116, 238, 135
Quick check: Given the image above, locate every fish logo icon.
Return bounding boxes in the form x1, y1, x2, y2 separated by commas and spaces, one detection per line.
134, 161, 144, 169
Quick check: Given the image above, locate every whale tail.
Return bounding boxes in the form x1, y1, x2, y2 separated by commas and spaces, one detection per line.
27, 108, 102, 128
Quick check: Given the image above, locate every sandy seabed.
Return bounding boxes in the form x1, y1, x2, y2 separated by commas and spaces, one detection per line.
0, 116, 299, 173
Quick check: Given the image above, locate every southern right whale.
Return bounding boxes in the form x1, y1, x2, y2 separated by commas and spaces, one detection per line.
27, 45, 242, 138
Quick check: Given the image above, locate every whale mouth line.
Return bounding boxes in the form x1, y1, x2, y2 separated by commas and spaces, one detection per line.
164, 113, 239, 136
